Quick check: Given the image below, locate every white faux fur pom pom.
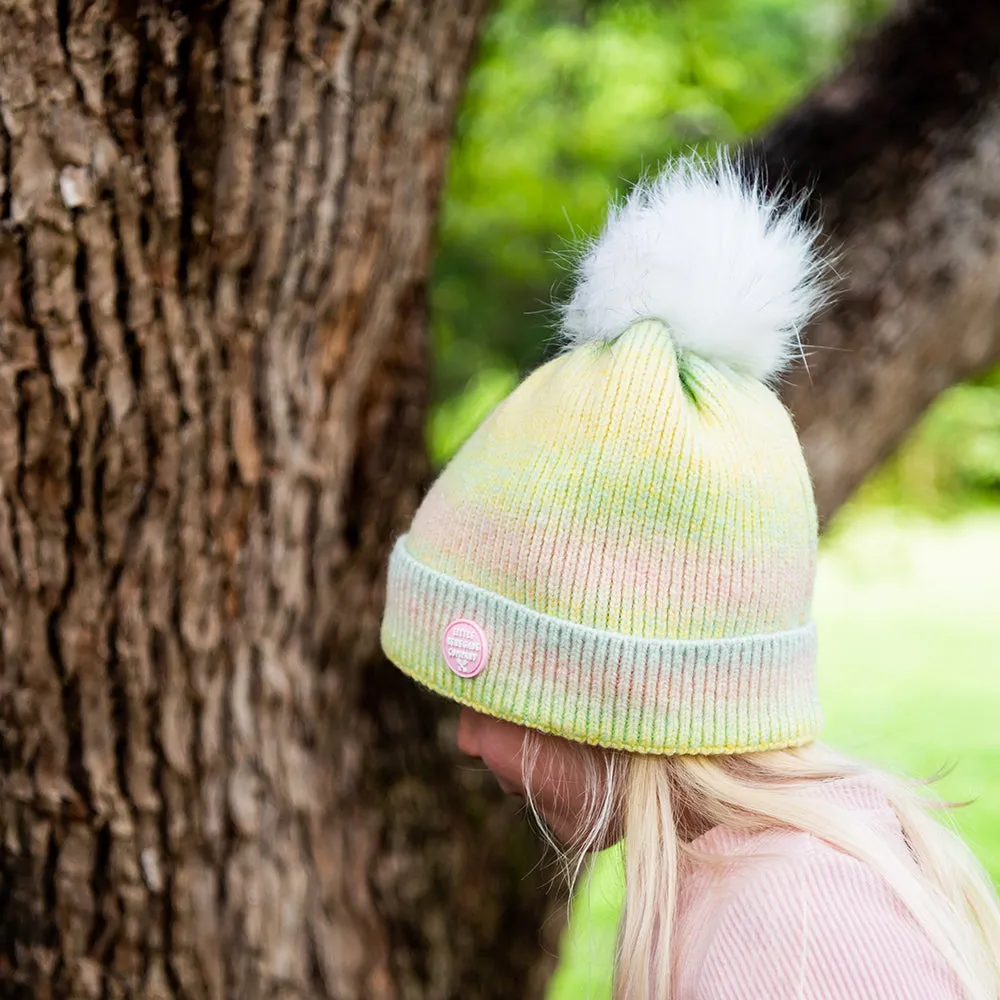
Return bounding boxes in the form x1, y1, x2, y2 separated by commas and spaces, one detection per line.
560, 152, 829, 382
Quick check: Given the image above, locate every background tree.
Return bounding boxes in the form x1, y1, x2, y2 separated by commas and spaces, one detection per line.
762, 0, 1000, 518
1, 3, 999, 1000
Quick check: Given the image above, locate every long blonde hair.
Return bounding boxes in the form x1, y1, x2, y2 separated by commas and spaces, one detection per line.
521, 736, 1000, 1000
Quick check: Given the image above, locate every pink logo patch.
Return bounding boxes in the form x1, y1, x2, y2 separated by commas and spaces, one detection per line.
442, 619, 488, 678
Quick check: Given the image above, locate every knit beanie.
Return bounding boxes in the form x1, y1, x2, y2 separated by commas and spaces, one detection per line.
380, 154, 828, 755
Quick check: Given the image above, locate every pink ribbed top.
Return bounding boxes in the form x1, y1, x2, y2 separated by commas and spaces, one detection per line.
672, 777, 966, 999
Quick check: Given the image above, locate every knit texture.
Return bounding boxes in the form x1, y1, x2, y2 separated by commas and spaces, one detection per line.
380, 319, 822, 753
673, 777, 964, 998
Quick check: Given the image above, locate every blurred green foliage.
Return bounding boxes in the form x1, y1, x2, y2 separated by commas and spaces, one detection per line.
429, 0, 886, 459
428, 0, 1000, 512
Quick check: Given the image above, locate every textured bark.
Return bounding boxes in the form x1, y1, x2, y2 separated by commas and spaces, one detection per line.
0, 2, 557, 999
760, 0, 1000, 522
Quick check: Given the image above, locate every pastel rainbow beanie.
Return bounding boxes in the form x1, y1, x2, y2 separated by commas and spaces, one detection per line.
380, 154, 828, 755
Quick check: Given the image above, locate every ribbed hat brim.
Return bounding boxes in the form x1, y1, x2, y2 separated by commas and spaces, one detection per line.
381, 537, 823, 755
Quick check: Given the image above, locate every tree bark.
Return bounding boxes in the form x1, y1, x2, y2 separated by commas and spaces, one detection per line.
0, 3, 559, 1000
760, 0, 1000, 522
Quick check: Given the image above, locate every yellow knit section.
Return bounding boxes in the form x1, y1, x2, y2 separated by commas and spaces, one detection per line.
407, 320, 817, 643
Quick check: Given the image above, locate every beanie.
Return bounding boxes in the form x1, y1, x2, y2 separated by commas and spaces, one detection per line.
380, 154, 827, 755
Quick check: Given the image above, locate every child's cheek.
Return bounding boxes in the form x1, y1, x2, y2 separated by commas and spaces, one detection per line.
480, 746, 526, 797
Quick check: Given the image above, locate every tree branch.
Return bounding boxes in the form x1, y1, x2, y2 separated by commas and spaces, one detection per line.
754, 0, 1000, 521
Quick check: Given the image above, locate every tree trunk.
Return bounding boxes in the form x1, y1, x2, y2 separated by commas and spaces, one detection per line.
761, 0, 1000, 522
0, 3, 558, 999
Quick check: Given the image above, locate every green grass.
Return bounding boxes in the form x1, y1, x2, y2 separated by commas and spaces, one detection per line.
547, 510, 1000, 1000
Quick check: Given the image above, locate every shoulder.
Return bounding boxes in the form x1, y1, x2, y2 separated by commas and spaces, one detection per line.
678, 832, 965, 1000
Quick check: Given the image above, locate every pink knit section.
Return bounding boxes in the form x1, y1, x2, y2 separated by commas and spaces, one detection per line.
673, 777, 966, 999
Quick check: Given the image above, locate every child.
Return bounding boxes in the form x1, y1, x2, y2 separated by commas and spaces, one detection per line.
380, 154, 1000, 999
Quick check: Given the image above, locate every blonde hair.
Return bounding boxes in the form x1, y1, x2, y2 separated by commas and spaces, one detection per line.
521, 735, 1000, 1000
